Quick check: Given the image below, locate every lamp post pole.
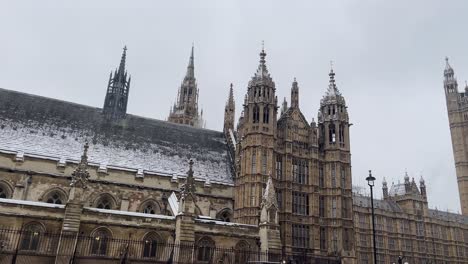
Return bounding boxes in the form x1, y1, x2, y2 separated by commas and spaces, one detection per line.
366, 170, 377, 264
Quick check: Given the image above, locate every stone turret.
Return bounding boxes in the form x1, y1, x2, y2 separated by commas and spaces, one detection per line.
168, 45, 204, 128
103, 46, 131, 121
55, 143, 90, 264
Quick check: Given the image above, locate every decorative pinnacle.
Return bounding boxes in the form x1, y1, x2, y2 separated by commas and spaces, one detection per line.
260, 41, 266, 64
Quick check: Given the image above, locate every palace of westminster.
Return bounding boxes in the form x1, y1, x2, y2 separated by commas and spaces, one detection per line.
0, 45, 467, 264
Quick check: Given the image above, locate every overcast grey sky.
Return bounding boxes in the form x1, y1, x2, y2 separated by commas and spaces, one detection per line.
1, 0, 467, 212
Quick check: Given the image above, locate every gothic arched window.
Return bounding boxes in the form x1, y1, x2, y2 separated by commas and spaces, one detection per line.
253, 105, 260, 123
263, 106, 269, 124
94, 194, 116, 210
46, 192, 64, 204
197, 237, 215, 262
0, 181, 13, 199
142, 232, 161, 258
235, 241, 250, 263
216, 209, 233, 222
20, 223, 44, 251
141, 200, 160, 215
91, 228, 111, 255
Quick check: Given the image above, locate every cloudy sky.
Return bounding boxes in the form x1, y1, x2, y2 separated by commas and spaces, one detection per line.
1, 0, 467, 212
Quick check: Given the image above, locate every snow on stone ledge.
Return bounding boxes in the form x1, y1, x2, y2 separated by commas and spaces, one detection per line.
195, 217, 257, 228
0, 198, 65, 209
84, 207, 175, 220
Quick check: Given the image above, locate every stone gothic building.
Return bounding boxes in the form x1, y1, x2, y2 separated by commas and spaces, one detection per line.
444, 57, 468, 216
167, 45, 204, 128
0, 47, 466, 264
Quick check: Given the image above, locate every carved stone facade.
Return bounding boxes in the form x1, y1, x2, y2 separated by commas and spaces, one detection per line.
354, 175, 468, 263
0, 48, 466, 263
444, 57, 468, 215
233, 50, 355, 262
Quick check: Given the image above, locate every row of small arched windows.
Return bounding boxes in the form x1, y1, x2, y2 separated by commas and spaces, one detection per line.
252, 105, 270, 124
16, 222, 250, 262
0, 182, 233, 221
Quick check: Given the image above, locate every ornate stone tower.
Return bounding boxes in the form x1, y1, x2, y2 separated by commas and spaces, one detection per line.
103, 46, 131, 121
318, 67, 355, 260
444, 57, 468, 215
168, 45, 204, 128
224, 83, 235, 134
234, 47, 278, 225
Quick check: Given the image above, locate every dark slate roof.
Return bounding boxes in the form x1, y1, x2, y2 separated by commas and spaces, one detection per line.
353, 194, 468, 225
429, 209, 468, 225
353, 195, 403, 213
0, 88, 233, 184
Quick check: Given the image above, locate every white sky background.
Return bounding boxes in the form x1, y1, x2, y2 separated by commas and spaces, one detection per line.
1, 0, 467, 213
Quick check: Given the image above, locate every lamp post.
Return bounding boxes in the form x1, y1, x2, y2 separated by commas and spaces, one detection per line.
366, 170, 377, 264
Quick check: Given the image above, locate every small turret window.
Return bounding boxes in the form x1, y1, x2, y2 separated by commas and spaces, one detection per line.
251, 149, 257, 174
253, 105, 260, 123
263, 106, 269, 124
329, 124, 336, 144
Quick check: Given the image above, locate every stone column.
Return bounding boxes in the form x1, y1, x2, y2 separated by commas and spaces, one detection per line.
55, 143, 90, 264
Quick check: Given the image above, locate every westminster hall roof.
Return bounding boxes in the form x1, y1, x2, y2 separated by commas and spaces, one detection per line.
0, 88, 233, 184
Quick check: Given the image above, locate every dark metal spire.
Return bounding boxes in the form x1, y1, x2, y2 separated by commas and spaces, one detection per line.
186, 44, 195, 79
117, 46, 127, 80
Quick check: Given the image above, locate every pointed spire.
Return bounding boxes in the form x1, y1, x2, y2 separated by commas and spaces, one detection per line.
227, 83, 235, 107
117, 46, 127, 78
253, 42, 271, 81
185, 44, 195, 79
291, 77, 299, 108
180, 159, 196, 199
444, 56, 455, 77
281, 97, 288, 115
70, 142, 90, 189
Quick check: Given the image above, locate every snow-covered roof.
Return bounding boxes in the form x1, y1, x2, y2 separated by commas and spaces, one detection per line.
0, 88, 233, 184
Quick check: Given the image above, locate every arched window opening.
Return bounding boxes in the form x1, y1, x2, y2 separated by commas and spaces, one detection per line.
329, 124, 336, 144
118, 98, 124, 109
261, 150, 267, 174
95, 194, 116, 210
20, 223, 44, 251
108, 97, 114, 107
263, 106, 269, 124
91, 228, 111, 255
235, 241, 250, 263
0, 187, 6, 198
197, 237, 215, 262
339, 124, 345, 145
251, 149, 257, 174
142, 232, 160, 258
46, 192, 63, 204
253, 105, 260, 123
141, 200, 160, 215
217, 209, 233, 222
0, 182, 12, 199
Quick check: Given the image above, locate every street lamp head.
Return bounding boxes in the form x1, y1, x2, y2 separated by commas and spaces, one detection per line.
366, 170, 376, 187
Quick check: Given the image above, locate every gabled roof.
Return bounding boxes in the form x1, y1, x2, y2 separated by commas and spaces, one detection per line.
277, 107, 310, 128
0, 88, 233, 184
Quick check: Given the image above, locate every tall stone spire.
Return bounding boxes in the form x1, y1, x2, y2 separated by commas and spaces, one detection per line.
290, 77, 299, 108
103, 46, 131, 121
168, 45, 203, 128
224, 83, 235, 133
186, 44, 195, 79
